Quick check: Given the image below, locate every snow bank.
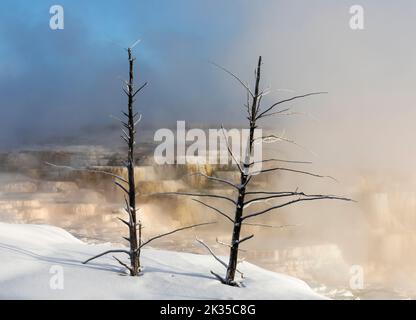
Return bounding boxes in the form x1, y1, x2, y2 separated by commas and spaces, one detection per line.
0, 222, 324, 300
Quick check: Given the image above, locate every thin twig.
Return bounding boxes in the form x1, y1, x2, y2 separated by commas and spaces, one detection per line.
115, 181, 130, 195
237, 234, 254, 244
256, 92, 327, 120
139, 222, 216, 249
254, 135, 316, 156
244, 191, 340, 206
209, 61, 254, 97
186, 172, 240, 190
195, 237, 228, 268
192, 199, 235, 223
113, 256, 133, 274
221, 124, 243, 173
249, 158, 312, 166
257, 107, 291, 119
250, 167, 338, 181
242, 196, 353, 220
216, 238, 247, 252
196, 238, 245, 278
133, 82, 148, 97
83, 249, 130, 264
117, 217, 131, 227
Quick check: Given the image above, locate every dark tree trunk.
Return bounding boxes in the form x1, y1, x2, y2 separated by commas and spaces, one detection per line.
225, 57, 262, 285
225, 176, 246, 284
126, 48, 140, 276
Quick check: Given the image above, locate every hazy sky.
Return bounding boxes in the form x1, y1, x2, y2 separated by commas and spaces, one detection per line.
1, 0, 416, 177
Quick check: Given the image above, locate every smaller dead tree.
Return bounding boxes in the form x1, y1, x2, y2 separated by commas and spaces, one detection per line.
49, 43, 215, 276
150, 56, 353, 286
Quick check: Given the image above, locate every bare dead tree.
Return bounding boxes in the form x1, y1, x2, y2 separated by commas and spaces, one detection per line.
48, 43, 215, 276
81, 45, 216, 275
148, 56, 352, 286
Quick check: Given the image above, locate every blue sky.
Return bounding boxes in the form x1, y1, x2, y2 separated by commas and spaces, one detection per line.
0, 0, 251, 148
1, 0, 416, 172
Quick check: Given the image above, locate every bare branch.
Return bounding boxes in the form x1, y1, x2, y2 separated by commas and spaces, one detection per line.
186, 172, 239, 190
255, 134, 295, 144
129, 39, 141, 49
237, 234, 254, 244
144, 192, 236, 205
241, 175, 252, 188
262, 110, 316, 119
244, 192, 298, 208
245, 191, 297, 195
132, 82, 148, 97
221, 125, 243, 173
115, 181, 130, 195
195, 237, 228, 268
243, 197, 275, 209
250, 167, 338, 181
123, 197, 133, 222
196, 237, 244, 279
249, 158, 312, 166
121, 128, 130, 140
244, 191, 322, 208
257, 107, 291, 119
117, 217, 131, 227
244, 191, 344, 207
113, 256, 133, 274
45, 162, 128, 184
216, 237, 231, 248
192, 199, 234, 223
256, 92, 327, 120
139, 222, 216, 249
254, 135, 316, 156
82, 249, 130, 264
216, 238, 247, 252
242, 195, 353, 221
209, 61, 254, 97
121, 135, 129, 144
255, 93, 264, 116
134, 114, 142, 126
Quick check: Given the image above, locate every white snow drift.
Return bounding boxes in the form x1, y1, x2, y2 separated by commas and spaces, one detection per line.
0, 222, 324, 299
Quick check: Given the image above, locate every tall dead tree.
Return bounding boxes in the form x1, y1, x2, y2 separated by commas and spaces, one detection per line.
150, 56, 352, 285
82, 45, 215, 275
81, 45, 146, 276
49, 43, 214, 276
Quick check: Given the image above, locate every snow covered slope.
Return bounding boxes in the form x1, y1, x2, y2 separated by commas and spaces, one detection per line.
0, 222, 324, 300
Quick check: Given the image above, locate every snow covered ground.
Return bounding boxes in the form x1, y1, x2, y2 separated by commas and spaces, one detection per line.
0, 222, 324, 300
